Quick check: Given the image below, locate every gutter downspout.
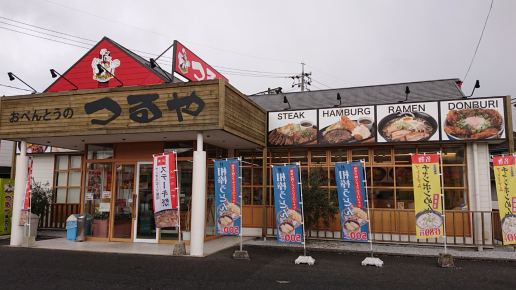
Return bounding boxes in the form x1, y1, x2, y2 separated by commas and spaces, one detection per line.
473, 142, 483, 251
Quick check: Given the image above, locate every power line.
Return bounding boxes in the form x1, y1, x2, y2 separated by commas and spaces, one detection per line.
42, 0, 299, 65
0, 27, 91, 49
312, 79, 333, 89
304, 64, 356, 86
463, 0, 493, 82
0, 16, 96, 43
0, 21, 94, 46
0, 84, 34, 92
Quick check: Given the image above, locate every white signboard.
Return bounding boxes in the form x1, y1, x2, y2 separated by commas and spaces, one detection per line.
99, 203, 110, 212
440, 97, 506, 141
376, 102, 440, 143
102, 191, 111, 199
318, 106, 375, 145
85, 193, 93, 201
267, 109, 318, 146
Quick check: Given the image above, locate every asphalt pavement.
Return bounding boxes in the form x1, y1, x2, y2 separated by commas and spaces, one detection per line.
1, 240, 516, 289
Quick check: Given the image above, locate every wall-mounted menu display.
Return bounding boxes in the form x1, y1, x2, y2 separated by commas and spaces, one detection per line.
440, 97, 506, 141
318, 106, 376, 145
266, 96, 508, 147
376, 102, 440, 143
267, 110, 318, 146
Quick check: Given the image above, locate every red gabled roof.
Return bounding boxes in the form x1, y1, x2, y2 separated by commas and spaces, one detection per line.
45, 37, 178, 93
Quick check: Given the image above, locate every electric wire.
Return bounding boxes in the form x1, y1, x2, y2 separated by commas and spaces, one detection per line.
305, 64, 356, 86
311, 79, 333, 89
0, 84, 33, 92
0, 21, 94, 46
463, 0, 494, 82
0, 27, 91, 49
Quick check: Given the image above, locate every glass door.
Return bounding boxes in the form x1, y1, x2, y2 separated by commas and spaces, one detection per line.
110, 164, 135, 241
134, 162, 158, 243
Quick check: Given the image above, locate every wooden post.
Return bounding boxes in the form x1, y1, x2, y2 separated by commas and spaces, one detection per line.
506, 95, 514, 154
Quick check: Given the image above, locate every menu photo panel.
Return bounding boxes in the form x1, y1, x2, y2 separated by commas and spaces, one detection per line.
376, 102, 440, 143
267, 110, 318, 147
440, 97, 506, 141
318, 106, 376, 145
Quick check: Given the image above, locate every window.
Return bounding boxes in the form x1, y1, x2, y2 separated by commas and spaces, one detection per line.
54, 155, 83, 204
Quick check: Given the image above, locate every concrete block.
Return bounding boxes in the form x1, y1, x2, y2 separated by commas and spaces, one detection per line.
172, 242, 186, 256
232, 250, 250, 260
438, 253, 454, 268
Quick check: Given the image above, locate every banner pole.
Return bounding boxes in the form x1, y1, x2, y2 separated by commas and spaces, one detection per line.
297, 161, 307, 257
239, 157, 243, 251
175, 151, 181, 244
28, 158, 32, 237
361, 159, 374, 258
439, 151, 447, 254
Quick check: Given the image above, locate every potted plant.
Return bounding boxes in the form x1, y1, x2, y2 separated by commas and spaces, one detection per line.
93, 213, 109, 238
30, 178, 53, 236
182, 196, 192, 241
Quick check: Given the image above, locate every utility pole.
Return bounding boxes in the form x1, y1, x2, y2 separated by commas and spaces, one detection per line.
289, 62, 311, 91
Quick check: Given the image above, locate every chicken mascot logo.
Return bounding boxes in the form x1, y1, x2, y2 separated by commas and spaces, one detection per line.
91, 48, 121, 82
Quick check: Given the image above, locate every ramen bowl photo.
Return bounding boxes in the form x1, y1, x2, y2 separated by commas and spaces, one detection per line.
415, 210, 443, 230
378, 112, 437, 142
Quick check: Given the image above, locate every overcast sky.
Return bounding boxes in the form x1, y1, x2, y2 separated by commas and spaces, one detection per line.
1, 0, 515, 125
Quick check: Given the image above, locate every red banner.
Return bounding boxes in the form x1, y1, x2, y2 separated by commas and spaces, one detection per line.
230, 163, 237, 203
168, 153, 178, 210
22, 160, 33, 211
352, 166, 363, 208
289, 168, 298, 210
174, 41, 228, 82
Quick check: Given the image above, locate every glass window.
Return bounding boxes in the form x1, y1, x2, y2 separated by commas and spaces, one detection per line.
442, 144, 465, 164
394, 167, 413, 187
352, 148, 369, 163
253, 168, 263, 185
394, 145, 415, 165
83, 163, 113, 238
237, 150, 253, 166
219, 148, 228, 159
253, 188, 263, 205
87, 144, 114, 160
417, 144, 440, 155
396, 190, 414, 209
374, 148, 392, 164
56, 171, 67, 186
68, 171, 82, 186
331, 148, 347, 163
443, 166, 466, 187
55, 188, 67, 203
56, 155, 68, 170
372, 188, 395, 208
67, 188, 81, 203
253, 150, 263, 167
207, 145, 217, 159
164, 141, 194, 158
444, 189, 468, 210
70, 156, 82, 169
270, 149, 288, 164
370, 167, 393, 187
242, 168, 252, 185
290, 148, 308, 165
310, 149, 327, 165
242, 187, 251, 205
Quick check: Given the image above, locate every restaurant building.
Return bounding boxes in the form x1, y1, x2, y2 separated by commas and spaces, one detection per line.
3, 37, 512, 251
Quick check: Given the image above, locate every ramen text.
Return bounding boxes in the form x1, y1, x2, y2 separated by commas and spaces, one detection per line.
387, 104, 425, 113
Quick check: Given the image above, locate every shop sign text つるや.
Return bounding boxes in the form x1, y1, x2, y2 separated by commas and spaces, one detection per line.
85, 91, 205, 125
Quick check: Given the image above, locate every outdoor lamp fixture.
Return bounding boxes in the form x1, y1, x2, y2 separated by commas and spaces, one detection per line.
283, 95, 291, 110
398, 86, 410, 103
334, 93, 342, 107
96, 64, 124, 87
149, 58, 172, 83
7, 72, 37, 94
462, 80, 480, 99
275, 87, 283, 94
50, 69, 78, 90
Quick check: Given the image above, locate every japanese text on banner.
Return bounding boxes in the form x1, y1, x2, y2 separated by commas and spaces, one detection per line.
272, 165, 303, 244
152, 153, 178, 228
411, 154, 443, 239
493, 155, 516, 245
215, 159, 241, 236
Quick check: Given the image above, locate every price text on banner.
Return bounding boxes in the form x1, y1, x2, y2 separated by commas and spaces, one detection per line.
411, 154, 443, 239
272, 165, 304, 244
335, 162, 369, 242
215, 159, 241, 235
493, 155, 516, 245
152, 153, 179, 228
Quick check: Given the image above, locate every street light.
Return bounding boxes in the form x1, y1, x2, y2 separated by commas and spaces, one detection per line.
96, 64, 124, 87
7, 72, 37, 94
50, 69, 78, 90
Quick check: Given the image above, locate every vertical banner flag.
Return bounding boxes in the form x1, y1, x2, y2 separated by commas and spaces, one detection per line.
0, 179, 14, 235
411, 154, 443, 239
152, 153, 179, 228
19, 160, 33, 226
493, 155, 516, 245
335, 162, 369, 242
215, 159, 241, 235
273, 165, 304, 244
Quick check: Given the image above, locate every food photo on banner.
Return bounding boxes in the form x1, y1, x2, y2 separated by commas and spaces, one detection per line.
272, 164, 304, 243
411, 153, 443, 239
214, 159, 241, 235
492, 155, 516, 245
440, 97, 506, 141
376, 101, 440, 143
268, 109, 318, 147
318, 106, 376, 145
152, 153, 179, 228
335, 162, 369, 242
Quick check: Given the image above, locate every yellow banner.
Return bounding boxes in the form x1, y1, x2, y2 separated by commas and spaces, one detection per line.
411, 154, 443, 239
493, 155, 516, 245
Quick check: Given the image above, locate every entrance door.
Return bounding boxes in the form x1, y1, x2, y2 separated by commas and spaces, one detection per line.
134, 162, 158, 243
110, 164, 135, 241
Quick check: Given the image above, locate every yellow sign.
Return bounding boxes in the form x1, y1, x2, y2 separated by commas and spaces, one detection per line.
411, 154, 443, 239
493, 155, 516, 245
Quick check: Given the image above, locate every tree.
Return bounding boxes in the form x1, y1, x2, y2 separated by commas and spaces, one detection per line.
30, 178, 53, 217
302, 167, 338, 239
